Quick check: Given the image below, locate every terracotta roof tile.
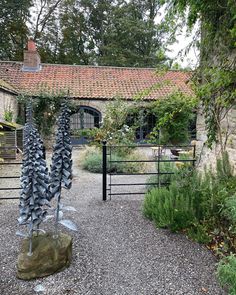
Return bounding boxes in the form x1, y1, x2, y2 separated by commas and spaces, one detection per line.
0, 78, 18, 94
0, 62, 193, 100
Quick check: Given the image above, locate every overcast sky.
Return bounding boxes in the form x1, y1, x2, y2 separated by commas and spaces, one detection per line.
157, 6, 200, 69
167, 26, 199, 69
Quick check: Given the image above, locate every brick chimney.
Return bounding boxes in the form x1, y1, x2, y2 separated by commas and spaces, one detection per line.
22, 39, 41, 72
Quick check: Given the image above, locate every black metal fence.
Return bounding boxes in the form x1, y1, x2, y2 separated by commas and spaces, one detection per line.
0, 145, 22, 200
102, 142, 196, 201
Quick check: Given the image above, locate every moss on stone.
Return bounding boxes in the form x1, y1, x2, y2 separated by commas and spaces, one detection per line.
17, 232, 72, 280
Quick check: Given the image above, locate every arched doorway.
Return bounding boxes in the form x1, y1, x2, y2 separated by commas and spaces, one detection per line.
70, 106, 102, 144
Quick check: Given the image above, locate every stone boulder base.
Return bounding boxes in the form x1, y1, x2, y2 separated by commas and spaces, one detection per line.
17, 232, 72, 280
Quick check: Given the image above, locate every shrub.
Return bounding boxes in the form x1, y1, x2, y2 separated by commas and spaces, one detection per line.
222, 196, 236, 229
143, 187, 174, 227
146, 153, 194, 191
187, 224, 211, 244
143, 181, 197, 232
143, 152, 236, 245
146, 157, 177, 190
217, 254, 236, 295
82, 152, 102, 173
86, 98, 137, 151
81, 147, 145, 174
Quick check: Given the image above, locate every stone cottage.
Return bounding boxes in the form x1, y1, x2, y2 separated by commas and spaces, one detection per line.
0, 79, 18, 122
0, 40, 193, 144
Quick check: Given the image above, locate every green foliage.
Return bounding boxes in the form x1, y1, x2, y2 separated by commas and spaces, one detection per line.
81, 147, 145, 174
196, 67, 236, 149
143, 187, 174, 227
143, 182, 196, 232
0, 0, 172, 67
17, 93, 65, 137
143, 152, 236, 248
146, 156, 177, 190
88, 0, 170, 67
58, 0, 92, 65
222, 196, 236, 231
187, 224, 211, 244
161, 0, 236, 149
81, 150, 103, 173
217, 254, 236, 295
149, 92, 197, 144
0, 0, 30, 60
87, 98, 136, 155
3, 107, 13, 122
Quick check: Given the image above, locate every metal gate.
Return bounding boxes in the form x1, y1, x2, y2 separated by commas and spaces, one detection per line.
0, 146, 23, 200
102, 142, 196, 201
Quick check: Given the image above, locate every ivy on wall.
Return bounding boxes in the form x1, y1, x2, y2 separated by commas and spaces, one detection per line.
162, 0, 236, 151
17, 93, 76, 139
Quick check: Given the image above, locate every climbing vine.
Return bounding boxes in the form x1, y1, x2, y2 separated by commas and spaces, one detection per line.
149, 91, 197, 144
17, 94, 63, 138
196, 67, 236, 150
162, 0, 236, 150
17, 93, 76, 138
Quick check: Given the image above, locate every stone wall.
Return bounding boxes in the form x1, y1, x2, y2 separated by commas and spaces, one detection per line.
0, 89, 18, 122
196, 107, 236, 172
71, 98, 137, 120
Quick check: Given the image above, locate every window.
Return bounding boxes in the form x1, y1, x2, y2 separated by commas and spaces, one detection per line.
126, 109, 156, 142
70, 106, 101, 130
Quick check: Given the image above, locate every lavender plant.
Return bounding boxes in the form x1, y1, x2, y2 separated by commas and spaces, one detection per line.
49, 101, 76, 235
18, 102, 50, 255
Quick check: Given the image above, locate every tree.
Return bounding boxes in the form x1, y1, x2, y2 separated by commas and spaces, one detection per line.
58, 0, 92, 64
0, 0, 171, 67
85, 0, 170, 67
161, 0, 236, 151
0, 0, 32, 60
27, 0, 63, 63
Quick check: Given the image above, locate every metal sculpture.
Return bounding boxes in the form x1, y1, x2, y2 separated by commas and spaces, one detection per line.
49, 101, 76, 235
18, 102, 50, 255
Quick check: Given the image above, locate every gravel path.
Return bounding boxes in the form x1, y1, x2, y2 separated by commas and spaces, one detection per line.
0, 150, 226, 295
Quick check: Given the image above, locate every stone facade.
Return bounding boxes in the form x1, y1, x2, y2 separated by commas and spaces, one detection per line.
196, 107, 236, 172
71, 98, 140, 119
0, 88, 18, 122
72, 99, 108, 117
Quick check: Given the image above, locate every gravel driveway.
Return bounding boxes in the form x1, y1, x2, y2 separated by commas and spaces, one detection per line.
0, 149, 226, 295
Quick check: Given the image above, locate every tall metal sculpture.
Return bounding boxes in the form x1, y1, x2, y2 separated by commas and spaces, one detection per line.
49, 101, 75, 235
18, 102, 50, 255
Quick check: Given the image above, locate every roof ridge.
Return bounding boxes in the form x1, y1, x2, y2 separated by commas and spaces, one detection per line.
0, 60, 192, 72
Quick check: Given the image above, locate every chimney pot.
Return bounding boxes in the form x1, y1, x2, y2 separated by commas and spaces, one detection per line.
27, 39, 37, 52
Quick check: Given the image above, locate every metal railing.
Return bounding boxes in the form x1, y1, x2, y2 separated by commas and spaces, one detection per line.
102, 142, 196, 201
0, 147, 22, 200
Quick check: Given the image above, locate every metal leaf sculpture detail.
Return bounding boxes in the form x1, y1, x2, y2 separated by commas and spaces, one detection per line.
18, 101, 50, 255
59, 219, 78, 231
49, 101, 74, 236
